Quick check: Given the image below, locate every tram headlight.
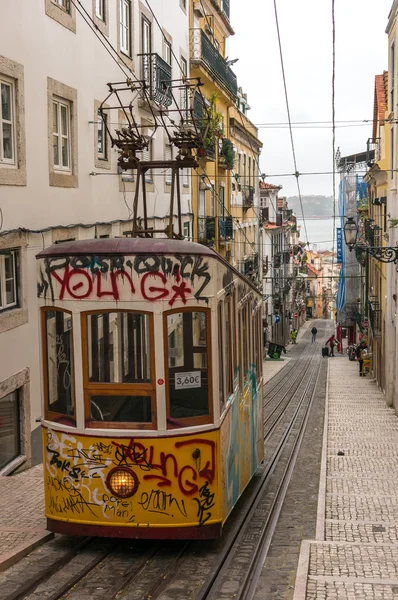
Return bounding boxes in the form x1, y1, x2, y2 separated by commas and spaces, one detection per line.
106, 467, 139, 498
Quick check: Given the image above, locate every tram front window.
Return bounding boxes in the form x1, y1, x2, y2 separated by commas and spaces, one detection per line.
83, 311, 155, 428
166, 310, 211, 426
43, 309, 75, 425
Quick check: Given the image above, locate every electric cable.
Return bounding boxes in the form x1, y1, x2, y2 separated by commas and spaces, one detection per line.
331, 0, 337, 290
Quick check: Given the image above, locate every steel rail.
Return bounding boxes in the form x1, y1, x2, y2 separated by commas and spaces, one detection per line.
195, 346, 324, 600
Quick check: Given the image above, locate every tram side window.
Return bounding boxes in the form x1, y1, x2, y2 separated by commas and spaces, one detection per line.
218, 302, 225, 412
165, 310, 211, 425
43, 309, 75, 425
84, 311, 154, 426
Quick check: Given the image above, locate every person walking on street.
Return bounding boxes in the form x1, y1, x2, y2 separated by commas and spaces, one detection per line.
326, 334, 337, 357
291, 329, 298, 344
311, 326, 318, 343
356, 340, 368, 376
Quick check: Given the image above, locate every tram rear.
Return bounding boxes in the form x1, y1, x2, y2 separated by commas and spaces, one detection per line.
37, 237, 264, 539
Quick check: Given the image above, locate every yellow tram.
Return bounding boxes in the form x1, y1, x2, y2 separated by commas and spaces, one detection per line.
36, 237, 264, 539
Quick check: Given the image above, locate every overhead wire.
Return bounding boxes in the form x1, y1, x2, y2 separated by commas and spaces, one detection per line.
69, 0, 140, 81
331, 0, 337, 290
273, 0, 309, 247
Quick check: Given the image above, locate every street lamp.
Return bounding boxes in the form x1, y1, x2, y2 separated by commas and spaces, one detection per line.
343, 216, 398, 264
343, 217, 358, 250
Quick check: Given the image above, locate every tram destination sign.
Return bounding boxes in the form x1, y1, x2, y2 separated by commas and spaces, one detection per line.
175, 371, 201, 389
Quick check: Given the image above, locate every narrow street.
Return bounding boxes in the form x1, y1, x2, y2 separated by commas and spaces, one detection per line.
1, 320, 397, 600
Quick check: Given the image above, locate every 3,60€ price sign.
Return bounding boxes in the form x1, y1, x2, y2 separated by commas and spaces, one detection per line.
175, 371, 201, 390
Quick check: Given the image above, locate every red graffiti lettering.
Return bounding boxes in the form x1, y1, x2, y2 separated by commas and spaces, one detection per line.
178, 466, 198, 496
51, 266, 93, 300
141, 272, 169, 301
96, 271, 119, 300
143, 475, 172, 487
169, 281, 192, 307
175, 439, 216, 484
114, 270, 135, 294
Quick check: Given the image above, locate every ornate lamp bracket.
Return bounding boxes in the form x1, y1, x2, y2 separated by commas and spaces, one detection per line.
367, 244, 398, 264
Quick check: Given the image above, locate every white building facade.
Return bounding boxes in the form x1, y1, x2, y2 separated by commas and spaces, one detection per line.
0, 0, 191, 471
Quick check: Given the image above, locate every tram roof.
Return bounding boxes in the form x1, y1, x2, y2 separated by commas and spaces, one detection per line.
36, 237, 218, 258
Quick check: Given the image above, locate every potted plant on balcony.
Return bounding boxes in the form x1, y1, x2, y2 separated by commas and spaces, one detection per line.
219, 138, 235, 169
198, 92, 223, 159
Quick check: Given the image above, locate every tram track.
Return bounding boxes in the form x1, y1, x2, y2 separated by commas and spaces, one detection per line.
0, 324, 331, 600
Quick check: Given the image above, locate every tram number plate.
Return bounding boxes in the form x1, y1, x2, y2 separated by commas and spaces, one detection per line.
175, 371, 201, 390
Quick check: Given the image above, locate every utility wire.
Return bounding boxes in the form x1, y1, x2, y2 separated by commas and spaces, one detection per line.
69, 0, 140, 81
273, 0, 309, 246
331, 0, 337, 290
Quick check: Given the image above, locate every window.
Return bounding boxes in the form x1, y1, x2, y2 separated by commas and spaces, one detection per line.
42, 309, 75, 425
53, 0, 70, 12
164, 40, 172, 66
165, 143, 172, 184
1, 78, 15, 164
391, 43, 395, 111
183, 221, 190, 240
96, 0, 105, 20
120, 0, 131, 55
182, 168, 189, 187
165, 309, 212, 427
0, 251, 18, 311
225, 299, 233, 397
391, 126, 394, 181
181, 56, 188, 78
53, 98, 70, 171
142, 16, 152, 55
143, 140, 152, 182
218, 303, 224, 412
0, 390, 20, 470
83, 311, 155, 428
97, 110, 107, 160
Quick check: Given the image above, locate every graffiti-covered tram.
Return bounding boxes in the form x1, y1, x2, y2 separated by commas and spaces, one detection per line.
37, 238, 264, 539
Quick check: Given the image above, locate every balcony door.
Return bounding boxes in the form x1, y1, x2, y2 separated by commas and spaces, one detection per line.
141, 16, 152, 87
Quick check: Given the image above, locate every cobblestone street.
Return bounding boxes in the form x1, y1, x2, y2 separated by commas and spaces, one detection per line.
293, 358, 398, 600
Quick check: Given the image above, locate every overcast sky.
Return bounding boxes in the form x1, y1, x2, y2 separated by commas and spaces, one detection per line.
229, 0, 392, 198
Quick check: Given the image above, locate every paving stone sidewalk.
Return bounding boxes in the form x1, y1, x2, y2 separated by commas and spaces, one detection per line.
0, 464, 52, 571
293, 358, 398, 600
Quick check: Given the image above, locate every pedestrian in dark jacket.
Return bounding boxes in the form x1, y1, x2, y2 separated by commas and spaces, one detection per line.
311, 326, 318, 343
356, 341, 368, 376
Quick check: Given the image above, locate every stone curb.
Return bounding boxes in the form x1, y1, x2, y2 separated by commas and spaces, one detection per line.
0, 530, 54, 573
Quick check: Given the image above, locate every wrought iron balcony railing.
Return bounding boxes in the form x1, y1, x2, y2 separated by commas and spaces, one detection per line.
242, 185, 254, 207
221, 0, 230, 19
190, 29, 238, 98
198, 216, 233, 244
140, 53, 172, 107
369, 300, 382, 337
238, 253, 259, 278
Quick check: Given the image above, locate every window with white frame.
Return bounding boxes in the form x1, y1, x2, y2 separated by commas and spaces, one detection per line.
53, 0, 70, 13
164, 40, 172, 66
0, 251, 18, 311
96, 0, 105, 21
143, 140, 152, 182
1, 78, 16, 165
182, 168, 189, 187
165, 143, 172, 184
120, 0, 131, 55
53, 98, 71, 171
97, 110, 107, 160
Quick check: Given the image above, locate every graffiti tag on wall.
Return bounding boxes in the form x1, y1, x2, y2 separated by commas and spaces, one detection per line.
37, 254, 212, 304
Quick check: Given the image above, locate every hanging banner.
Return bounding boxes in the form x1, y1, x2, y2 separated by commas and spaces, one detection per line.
336, 228, 343, 263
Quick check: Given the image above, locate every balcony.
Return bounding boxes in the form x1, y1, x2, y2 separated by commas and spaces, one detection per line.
198, 216, 233, 245
242, 185, 254, 208
218, 138, 235, 169
365, 222, 382, 247
366, 137, 380, 165
238, 253, 259, 278
140, 53, 172, 107
190, 29, 238, 99
369, 300, 382, 337
219, 216, 233, 243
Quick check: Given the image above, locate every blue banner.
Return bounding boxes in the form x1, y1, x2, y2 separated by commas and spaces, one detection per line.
336, 228, 343, 263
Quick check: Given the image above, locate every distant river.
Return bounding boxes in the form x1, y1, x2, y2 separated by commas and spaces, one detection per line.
296, 217, 336, 251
